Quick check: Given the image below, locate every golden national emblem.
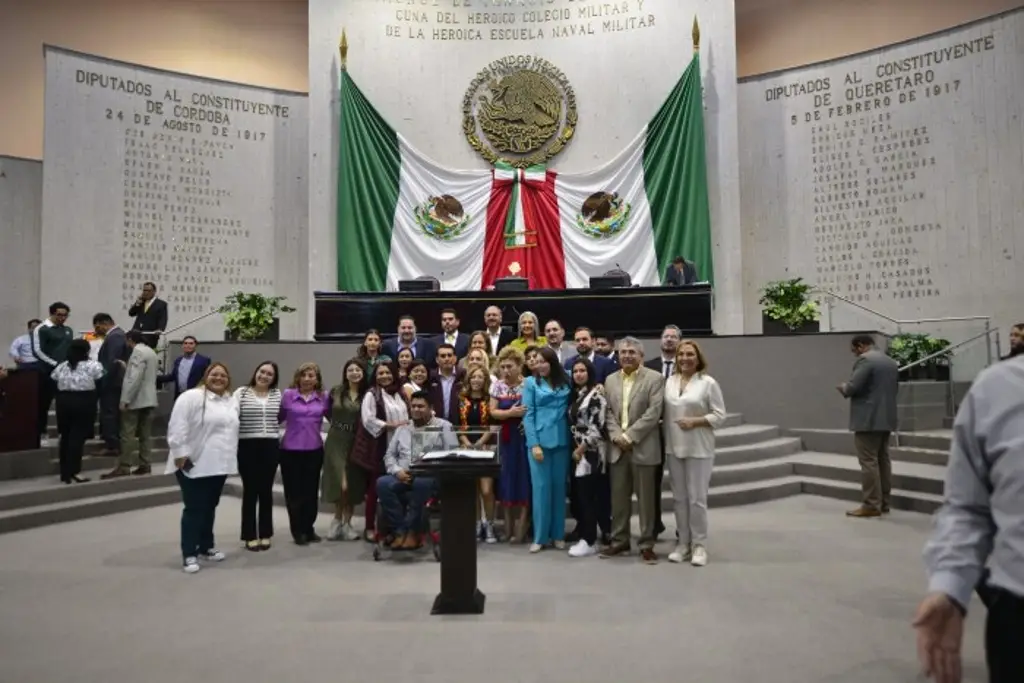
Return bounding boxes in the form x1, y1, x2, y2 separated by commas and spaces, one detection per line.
462, 55, 577, 168
414, 194, 471, 241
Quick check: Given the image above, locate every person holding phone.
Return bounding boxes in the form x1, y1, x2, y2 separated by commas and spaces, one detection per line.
164, 362, 239, 574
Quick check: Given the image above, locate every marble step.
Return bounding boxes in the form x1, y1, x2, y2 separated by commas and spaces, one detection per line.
0, 485, 181, 535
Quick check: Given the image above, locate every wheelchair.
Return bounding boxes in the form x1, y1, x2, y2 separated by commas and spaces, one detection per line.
371, 494, 442, 563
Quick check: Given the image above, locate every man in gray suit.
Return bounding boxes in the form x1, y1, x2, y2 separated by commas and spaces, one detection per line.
102, 331, 160, 478
601, 336, 666, 563
838, 334, 899, 518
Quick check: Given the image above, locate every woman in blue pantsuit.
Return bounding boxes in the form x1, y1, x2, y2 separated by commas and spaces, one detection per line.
522, 346, 572, 553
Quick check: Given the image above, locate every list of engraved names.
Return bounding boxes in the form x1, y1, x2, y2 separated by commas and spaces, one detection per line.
77, 69, 287, 316
762, 34, 995, 305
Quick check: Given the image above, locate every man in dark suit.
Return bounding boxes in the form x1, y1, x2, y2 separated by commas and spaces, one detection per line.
644, 324, 682, 539
594, 333, 618, 365
564, 326, 617, 382
128, 281, 169, 349
838, 334, 899, 518
663, 256, 698, 286
483, 305, 515, 357
158, 336, 212, 398
382, 315, 437, 370
93, 313, 128, 456
427, 344, 462, 424
431, 308, 469, 358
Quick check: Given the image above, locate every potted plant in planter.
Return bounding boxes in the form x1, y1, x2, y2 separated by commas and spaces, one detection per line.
219, 292, 297, 341
758, 277, 820, 334
922, 336, 952, 381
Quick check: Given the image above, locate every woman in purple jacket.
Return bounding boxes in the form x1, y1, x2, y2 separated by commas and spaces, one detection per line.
278, 362, 331, 545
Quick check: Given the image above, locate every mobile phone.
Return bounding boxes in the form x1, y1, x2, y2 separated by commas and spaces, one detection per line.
182, 458, 195, 472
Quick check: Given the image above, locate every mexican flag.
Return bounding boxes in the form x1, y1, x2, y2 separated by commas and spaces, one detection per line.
337, 55, 712, 291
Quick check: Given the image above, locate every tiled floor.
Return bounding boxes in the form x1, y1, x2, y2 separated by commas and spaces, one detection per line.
0, 496, 988, 683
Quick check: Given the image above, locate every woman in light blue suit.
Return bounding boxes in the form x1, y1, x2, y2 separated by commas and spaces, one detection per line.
522, 346, 572, 553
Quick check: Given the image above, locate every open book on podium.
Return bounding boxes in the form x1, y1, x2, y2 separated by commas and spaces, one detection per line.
410, 425, 502, 466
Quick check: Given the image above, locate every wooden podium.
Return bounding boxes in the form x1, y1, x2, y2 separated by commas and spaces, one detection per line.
0, 368, 40, 453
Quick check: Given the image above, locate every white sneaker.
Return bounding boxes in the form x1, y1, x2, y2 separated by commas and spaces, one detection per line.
553, 540, 566, 550
568, 540, 596, 557
183, 557, 200, 574
199, 549, 225, 562
529, 543, 543, 553
668, 544, 692, 564
340, 522, 361, 541
40, 436, 51, 448
484, 522, 497, 544
691, 544, 708, 567
327, 518, 344, 540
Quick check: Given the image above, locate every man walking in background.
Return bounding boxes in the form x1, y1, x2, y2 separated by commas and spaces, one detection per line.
914, 355, 1024, 683
837, 334, 899, 518
102, 331, 158, 478
93, 313, 127, 456
31, 302, 74, 447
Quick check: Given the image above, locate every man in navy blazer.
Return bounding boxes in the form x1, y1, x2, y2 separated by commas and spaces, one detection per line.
430, 308, 470, 359
563, 327, 618, 383
158, 336, 211, 398
663, 256, 698, 286
382, 315, 438, 370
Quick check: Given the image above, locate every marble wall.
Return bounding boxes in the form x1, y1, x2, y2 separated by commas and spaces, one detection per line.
39, 47, 310, 341
0, 156, 43, 347
739, 10, 1024, 350
307, 0, 745, 334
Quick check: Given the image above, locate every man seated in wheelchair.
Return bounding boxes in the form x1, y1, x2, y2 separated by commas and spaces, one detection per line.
376, 390, 457, 549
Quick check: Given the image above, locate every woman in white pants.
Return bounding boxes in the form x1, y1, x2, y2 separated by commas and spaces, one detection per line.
662, 340, 725, 566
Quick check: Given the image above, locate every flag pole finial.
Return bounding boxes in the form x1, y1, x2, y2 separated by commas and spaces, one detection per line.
692, 16, 700, 53
340, 29, 349, 69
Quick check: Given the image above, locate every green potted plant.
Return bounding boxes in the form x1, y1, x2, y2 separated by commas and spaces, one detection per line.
887, 333, 950, 381
219, 292, 296, 341
758, 277, 820, 334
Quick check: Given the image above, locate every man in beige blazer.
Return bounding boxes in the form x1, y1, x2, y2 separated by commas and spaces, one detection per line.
103, 331, 160, 478
601, 336, 665, 564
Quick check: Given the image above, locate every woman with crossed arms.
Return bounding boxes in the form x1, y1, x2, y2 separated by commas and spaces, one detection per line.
662, 340, 726, 567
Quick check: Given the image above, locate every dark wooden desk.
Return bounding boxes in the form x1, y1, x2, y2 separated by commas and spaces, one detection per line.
314, 285, 713, 342
411, 457, 502, 615
0, 368, 40, 453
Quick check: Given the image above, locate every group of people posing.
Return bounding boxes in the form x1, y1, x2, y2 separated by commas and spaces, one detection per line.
159, 307, 727, 573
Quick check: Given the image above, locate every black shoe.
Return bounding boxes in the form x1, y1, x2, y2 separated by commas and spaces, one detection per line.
245, 540, 261, 552
307, 532, 322, 543
294, 535, 309, 546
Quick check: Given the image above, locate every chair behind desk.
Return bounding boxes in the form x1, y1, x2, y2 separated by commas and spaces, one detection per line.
0, 369, 40, 453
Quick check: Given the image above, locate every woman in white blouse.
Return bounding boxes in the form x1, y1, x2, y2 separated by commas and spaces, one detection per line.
51, 339, 105, 484
662, 340, 726, 567
233, 361, 283, 552
165, 362, 240, 574
359, 362, 408, 540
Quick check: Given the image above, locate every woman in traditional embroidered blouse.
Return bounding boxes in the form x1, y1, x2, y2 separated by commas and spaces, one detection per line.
508, 311, 547, 351
459, 366, 496, 543
567, 358, 608, 558
323, 359, 367, 542
360, 362, 409, 540
356, 329, 391, 371
165, 362, 239, 574
490, 346, 530, 543
278, 362, 332, 546
234, 361, 283, 551
401, 360, 430, 402
662, 340, 726, 567
51, 339, 105, 484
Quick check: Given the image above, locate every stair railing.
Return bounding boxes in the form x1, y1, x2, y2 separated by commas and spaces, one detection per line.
155, 309, 222, 372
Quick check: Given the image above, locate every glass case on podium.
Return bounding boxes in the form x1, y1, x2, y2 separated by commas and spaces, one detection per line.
409, 424, 503, 469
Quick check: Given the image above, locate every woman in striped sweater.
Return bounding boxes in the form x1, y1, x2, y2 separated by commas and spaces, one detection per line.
234, 361, 283, 551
